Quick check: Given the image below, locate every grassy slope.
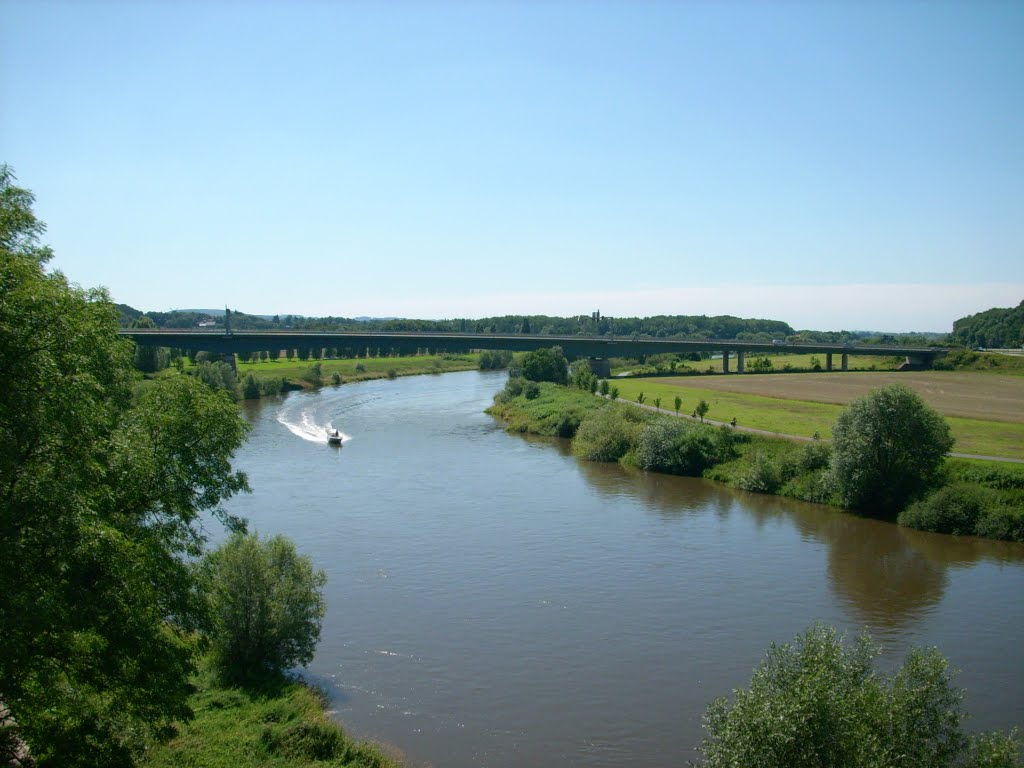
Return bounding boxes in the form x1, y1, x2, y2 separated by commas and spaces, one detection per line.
607, 378, 1024, 460
143, 669, 399, 768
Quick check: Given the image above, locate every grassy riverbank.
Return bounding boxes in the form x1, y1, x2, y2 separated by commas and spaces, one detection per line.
143, 664, 399, 768
487, 382, 1024, 541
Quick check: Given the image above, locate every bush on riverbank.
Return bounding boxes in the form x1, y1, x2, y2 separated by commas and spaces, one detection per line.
899, 482, 1024, 541
633, 418, 739, 476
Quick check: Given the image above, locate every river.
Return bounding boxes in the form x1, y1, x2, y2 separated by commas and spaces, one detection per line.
227, 370, 1024, 767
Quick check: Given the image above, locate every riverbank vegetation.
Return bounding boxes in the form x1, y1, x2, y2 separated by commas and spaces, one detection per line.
487, 355, 1024, 542
142, 662, 395, 768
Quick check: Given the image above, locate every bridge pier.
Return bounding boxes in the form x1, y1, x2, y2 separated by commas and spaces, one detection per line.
587, 358, 611, 378
842, 353, 848, 371
826, 353, 833, 372
736, 350, 745, 373
722, 351, 730, 374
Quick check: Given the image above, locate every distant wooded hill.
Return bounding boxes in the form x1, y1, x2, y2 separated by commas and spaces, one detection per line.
952, 300, 1024, 349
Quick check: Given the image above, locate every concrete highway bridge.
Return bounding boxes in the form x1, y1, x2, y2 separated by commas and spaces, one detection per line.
121, 328, 947, 375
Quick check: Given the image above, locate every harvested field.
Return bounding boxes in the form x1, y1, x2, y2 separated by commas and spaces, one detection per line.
659, 371, 1024, 424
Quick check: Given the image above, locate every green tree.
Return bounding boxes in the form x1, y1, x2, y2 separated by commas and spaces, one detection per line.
0, 168, 250, 766
700, 624, 1022, 768
653, 397, 661, 410
637, 392, 646, 405
599, 379, 610, 396
202, 532, 326, 686
829, 384, 954, 516
696, 399, 710, 423
674, 395, 682, 415
519, 346, 568, 385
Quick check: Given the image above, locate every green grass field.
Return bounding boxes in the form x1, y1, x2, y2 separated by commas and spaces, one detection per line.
612, 353, 904, 376
607, 378, 1024, 460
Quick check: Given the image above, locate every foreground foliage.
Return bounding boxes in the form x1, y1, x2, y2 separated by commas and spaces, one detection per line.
1, 167, 250, 765
142, 664, 397, 768
698, 624, 1022, 768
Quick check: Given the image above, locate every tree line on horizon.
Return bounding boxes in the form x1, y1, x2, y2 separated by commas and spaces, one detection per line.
120, 303, 963, 347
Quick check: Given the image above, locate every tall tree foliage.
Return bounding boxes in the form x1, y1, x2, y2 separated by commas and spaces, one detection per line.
828, 384, 953, 516
0, 166, 250, 766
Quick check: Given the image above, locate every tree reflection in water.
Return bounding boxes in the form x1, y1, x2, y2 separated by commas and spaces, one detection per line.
565, 442, 1024, 633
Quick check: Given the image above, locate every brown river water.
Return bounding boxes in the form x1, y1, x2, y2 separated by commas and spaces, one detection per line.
228, 370, 1024, 767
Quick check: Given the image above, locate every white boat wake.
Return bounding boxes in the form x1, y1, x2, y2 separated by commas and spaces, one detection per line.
277, 403, 351, 444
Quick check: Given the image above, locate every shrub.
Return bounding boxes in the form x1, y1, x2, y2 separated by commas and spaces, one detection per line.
797, 442, 831, 472
194, 360, 239, 399
573, 408, 641, 463
700, 623, 1022, 768
781, 468, 835, 504
479, 349, 513, 370
736, 451, 781, 493
354, 362, 366, 372
504, 376, 525, 398
635, 419, 727, 476
203, 533, 326, 686
331, 371, 342, 385
386, 368, 397, 379
974, 504, 1024, 543
898, 483, 998, 536
242, 372, 261, 400
259, 377, 284, 396
523, 381, 541, 399
302, 362, 323, 386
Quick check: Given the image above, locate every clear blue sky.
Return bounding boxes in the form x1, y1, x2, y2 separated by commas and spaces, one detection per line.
3, 1, 1022, 331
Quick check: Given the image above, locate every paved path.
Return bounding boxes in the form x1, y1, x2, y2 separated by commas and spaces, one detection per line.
606, 396, 1024, 464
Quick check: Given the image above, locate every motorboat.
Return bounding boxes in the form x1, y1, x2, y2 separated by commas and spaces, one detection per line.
328, 429, 343, 446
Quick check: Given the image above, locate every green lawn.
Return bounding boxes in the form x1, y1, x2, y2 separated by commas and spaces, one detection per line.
607, 378, 1024, 460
